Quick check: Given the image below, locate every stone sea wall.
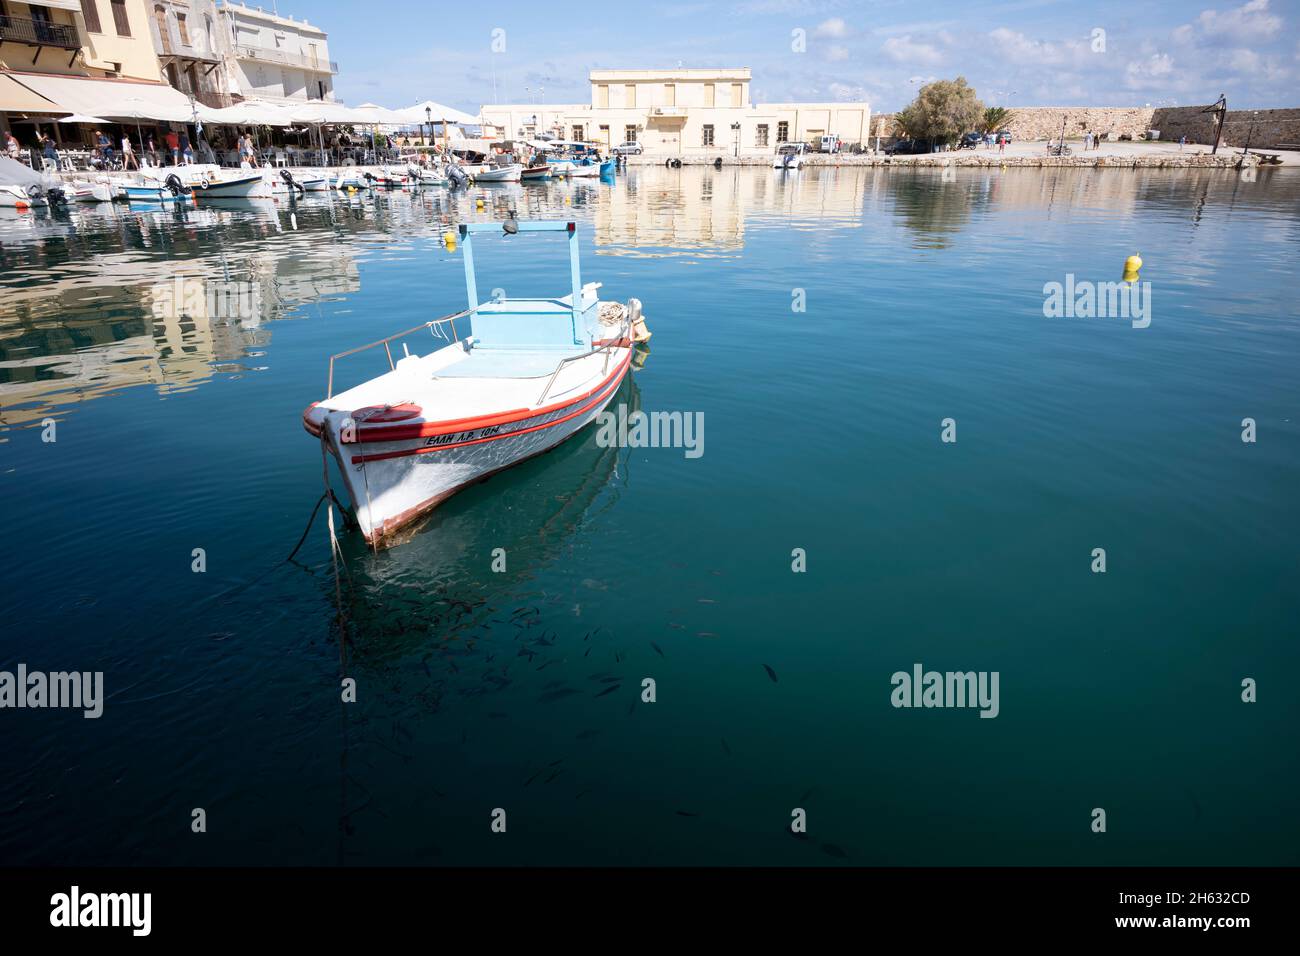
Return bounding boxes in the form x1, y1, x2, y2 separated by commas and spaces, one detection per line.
628, 154, 1251, 168
872, 106, 1300, 148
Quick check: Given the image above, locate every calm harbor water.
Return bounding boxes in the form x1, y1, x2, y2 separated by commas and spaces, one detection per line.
1, 166, 1297, 866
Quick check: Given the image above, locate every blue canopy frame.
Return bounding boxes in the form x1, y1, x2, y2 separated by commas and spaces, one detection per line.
458, 220, 583, 328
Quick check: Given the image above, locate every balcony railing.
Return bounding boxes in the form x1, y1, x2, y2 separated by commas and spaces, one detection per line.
0, 15, 81, 50
235, 44, 338, 74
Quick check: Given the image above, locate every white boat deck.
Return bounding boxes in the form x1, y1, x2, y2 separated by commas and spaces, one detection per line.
318, 338, 607, 424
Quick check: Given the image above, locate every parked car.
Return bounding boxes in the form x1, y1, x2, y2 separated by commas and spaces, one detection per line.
958, 132, 983, 149
995, 130, 1013, 145
611, 142, 643, 155
816, 135, 841, 154
884, 138, 932, 155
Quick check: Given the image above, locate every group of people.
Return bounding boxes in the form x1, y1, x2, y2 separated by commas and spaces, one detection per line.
2, 125, 199, 170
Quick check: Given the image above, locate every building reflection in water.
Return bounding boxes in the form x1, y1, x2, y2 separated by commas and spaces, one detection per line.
1, 166, 1283, 429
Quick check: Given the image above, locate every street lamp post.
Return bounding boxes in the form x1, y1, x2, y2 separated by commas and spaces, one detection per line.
425, 106, 432, 151
731, 121, 740, 158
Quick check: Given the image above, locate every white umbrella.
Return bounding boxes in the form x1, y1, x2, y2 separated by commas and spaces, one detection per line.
58, 114, 109, 124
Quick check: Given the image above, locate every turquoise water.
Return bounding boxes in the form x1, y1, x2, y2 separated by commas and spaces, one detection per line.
1, 167, 1297, 865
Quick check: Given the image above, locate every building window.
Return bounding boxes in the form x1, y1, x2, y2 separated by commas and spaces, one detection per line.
756, 124, 769, 147
80, 0, 103, 34
624, 84, 636, 108
777, 121, 789, 143
176, 12, 189, 45
704, 83, 715, 108
702, 124, 714, 147
596, 84, 609, 108
110, 0, 130, 36
731, 83, 743, 107
572, 125, 584, 141
624, 125, 637, 144
664, 82, 675, 107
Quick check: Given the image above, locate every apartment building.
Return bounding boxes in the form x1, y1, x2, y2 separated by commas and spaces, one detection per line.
217, 0, 336, 103
146, 1, 235, 108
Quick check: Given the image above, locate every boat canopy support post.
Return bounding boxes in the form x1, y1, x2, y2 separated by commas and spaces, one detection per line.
458, 221, 584, 330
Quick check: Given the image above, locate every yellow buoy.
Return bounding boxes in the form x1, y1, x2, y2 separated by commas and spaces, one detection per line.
1123, 253, 1142, 282
442, 231, 456, 250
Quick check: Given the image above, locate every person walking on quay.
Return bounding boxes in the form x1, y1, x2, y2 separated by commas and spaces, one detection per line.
1084, 130, 1093, 151
165, 129, 179, 165
179, 130, 193, 165
5, 130, 21, 160
1179, 134, 1187, 151
122, 134, 138, 170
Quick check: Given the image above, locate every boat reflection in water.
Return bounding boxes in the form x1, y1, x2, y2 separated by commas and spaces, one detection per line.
331, 371, 641, 661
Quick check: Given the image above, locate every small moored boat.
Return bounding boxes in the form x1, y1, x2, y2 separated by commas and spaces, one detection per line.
302, 220, 639, 546
473, 163, 523, 182
520, 165, 552, 181
195, 173, 269, 200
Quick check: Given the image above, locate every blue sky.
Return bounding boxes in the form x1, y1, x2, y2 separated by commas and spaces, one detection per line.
300, 0, 1296, 112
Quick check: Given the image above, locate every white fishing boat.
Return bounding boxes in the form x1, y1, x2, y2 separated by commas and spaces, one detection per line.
0, 155, 60, 209
773, 142, 806, 170
195, 173, 270, 200
68, 180, 115, 203
0, 182, 47, 209
332, 169, 371, 192
302, 220, 641, 546
123, 175, 193, 204
473, 163, 523, 183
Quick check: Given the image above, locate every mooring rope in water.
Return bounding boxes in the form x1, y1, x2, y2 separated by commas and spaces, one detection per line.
320, 429, 353, 653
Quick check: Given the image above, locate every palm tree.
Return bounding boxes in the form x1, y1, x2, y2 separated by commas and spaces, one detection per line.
984, 106, 1014, 133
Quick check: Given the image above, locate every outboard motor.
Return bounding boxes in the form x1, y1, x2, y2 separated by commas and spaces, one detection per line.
45, 186, 67, 206
714, 157, 723, 169
446, 164, 468, 189
279, 168, 304, 194
164, 173, 190, 197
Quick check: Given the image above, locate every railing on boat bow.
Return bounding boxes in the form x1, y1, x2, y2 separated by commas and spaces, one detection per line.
326, 307, 627, 405
326, 310, 472, 398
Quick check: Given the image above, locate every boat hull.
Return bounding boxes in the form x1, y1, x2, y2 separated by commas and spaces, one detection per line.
124, 185, 190, 203
310, 348, 631, 545
196, 174, 269, 200
0, 186, 47, 209
474, 163, 523, 182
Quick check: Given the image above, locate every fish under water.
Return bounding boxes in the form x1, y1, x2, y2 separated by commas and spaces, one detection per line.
594, 684, 621, 698
763, 664, 778, 683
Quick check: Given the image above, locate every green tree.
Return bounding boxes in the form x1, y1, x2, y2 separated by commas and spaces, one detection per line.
896, 77, 985, 147
983, 106, 1014, 133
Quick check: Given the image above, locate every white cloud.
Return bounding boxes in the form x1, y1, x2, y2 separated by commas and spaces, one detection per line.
828, 82, 867, 101
815, 17, 848, 38
882, 36, 945, 67
1124, 53, 1175, 89
826, 45, 849, 62
1192, 0, 1283, 43
986, 27, 1091, 67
